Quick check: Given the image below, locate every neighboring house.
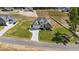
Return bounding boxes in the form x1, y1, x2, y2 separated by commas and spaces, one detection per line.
0, 15, 16, 26
1, 7, 14, 11
24, 7, 33, 12
0, 17, 6, 26
30, 17, 52, 30
0, 7, 33, 12
58, 7, 70, 12
0, 7, 70, 12
33, 7, 70, 12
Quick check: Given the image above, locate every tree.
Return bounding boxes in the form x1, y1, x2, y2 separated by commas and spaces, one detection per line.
52, 32, 70, 45
77, 7, 79, 16
68, 7, 78, 33
66, 7, 79, 43
50, 8, 79, 44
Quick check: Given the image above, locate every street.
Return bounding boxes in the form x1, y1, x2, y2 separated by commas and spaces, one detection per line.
0, 37, 79, 50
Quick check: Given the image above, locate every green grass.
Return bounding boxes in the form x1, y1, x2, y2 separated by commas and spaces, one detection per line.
39, 30, 54, 42
39, 27, 73, 42
53, 27, 71, 34
0, 26, 4, 30
4, 14, 32, 39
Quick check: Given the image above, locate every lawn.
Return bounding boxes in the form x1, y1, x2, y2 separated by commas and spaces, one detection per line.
39, 27, 75, 43
39, 30, 53, 42
0, 26, 4, 30
4, 14, 33, 39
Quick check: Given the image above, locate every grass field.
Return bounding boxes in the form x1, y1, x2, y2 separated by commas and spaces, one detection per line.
4, 14, 33, 39
0, 26, 4, 30
39, 27, 73, 42
39, 30, 53, 42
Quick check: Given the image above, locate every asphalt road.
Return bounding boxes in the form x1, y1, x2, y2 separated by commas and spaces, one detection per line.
0, 37, 79, 51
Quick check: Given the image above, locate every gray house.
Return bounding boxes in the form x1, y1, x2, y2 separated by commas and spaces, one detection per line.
24, 7, 33, 12
30, 17, 52, 30
0, 17, 6, 26
1, 7, 14, 11
0, 15, 16, 26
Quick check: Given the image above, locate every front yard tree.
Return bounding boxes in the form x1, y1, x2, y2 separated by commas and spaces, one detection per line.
77, 7, 79, 16
52, 32, 70, 45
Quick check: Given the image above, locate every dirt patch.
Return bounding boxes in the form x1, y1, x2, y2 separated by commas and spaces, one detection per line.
36, 10, 49, 18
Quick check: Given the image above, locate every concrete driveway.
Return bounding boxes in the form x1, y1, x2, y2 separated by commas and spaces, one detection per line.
0, 23, 17, 36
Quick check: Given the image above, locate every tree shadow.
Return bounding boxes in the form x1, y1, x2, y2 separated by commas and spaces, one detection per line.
52, 32, 70, 46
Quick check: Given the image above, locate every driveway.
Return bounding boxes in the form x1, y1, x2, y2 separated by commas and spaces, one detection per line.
29, 30, 39, 42
0, 23, 17, 36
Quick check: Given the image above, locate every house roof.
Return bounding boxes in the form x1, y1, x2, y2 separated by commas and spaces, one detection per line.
0, 14, 15, 22
33, 17, 51, 25
0, 17, 6, 26
30, 17, 52, 30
